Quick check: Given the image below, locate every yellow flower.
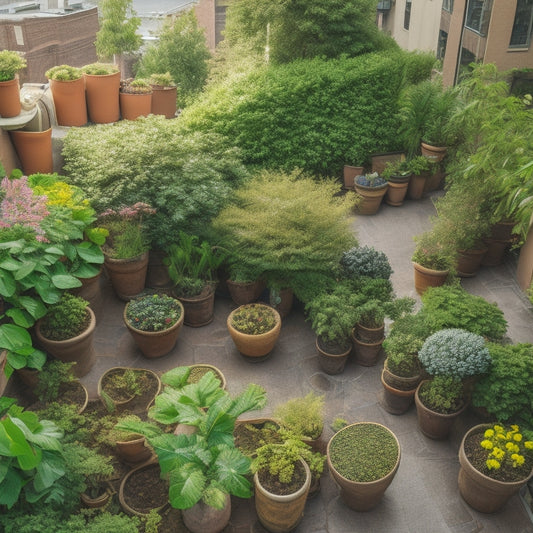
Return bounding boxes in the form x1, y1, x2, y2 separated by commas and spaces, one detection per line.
484, 429, 495, 438
496, 433, 506, 440
494, 425, 504, 433
511, 454, 525, 467
513, 433, 522, 442
486, 459, 501, 470
481, 439, 493, 450
511, 424, 519, 432
525, 441, 533, 450
491, 447, 505, 460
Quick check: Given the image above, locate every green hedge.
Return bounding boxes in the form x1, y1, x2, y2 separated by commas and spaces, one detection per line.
181, 51, 434, 176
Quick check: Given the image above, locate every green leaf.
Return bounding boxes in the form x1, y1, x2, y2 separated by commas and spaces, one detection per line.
212, 448, 252, 499
0, 323, 32, 351
33, 450, 65, 491
161, 366, 191, 388
17, 295, 47, 320
71, 262, 100, 279
51, 274, 82, 289
2, 417, 40, 470
0, 271, 16, 297
76, 242, 104, 264
26, 349, 46, 371
168, 463, 206, 509
14, 260, 37, 280
0, 468, 23, 508
0, 257, 20, 271
5, 307, 34, 328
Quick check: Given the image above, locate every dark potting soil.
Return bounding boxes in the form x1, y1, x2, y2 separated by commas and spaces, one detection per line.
258, 459, 307, 496
122, 463, 169, 513
233, 420, 282, 456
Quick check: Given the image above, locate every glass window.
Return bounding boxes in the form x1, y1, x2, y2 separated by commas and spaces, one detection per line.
404, 0, 412, 30
437, 30, 448, 60
443, 0, 454, 12
510, 0, 533, 47
465, 0, 493, 36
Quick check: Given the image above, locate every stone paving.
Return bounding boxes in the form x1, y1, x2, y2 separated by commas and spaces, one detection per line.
78, 191, 533, 533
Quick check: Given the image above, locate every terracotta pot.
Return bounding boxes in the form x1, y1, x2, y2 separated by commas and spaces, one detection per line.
150, 85, 177, 119
15, 367, 40, 389
269, 287, 294, 318
226, 279, 266, 306
254, 458, 311, 533
71, 267, 104, 322
84, 71, 120, 124
355, 322, 384, 343
458, 424, 533, 513
10, 128, 53, 175
412, 262, 449, 296
316, 337, 351, 375
116, 435, 153, 464
420, 142, 447, 162
81, 489, 111, 508
414, 380, 467, 440
0, 76, 21, 118
177, 284, 216, 327
380, 370, 416, 415
354, 182, 389, 215
482, 238, 509, 267
385, 176, 410, 206
120, 92, 152, 120
182, 495, 231, 533
104, 252, 148, 301
146, 249, 172, 290
408, 172, 429, 200
49, 77, 87, 126
382, 358, 421, 391
423, 168, 445, 192
124, 299, 184, 358
327, 422, 401, 511
456, 247, 487, 277
490, 220, 515, 242
35, 307, 96, 378
351, 328, 383, 367
227, 304, 281, 360
343, 165, 364, 189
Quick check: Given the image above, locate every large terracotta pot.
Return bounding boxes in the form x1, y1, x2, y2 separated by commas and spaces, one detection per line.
182, 495, 231, 533
35, 307, 96, 378
407, 172, 429, 200
0, 76, 21, 118
457, 247, 487, 277
123, 298, 184, 358
316, 337, 351, 375
385, 175, 410, 206
84, 71, 120, 124
412, 262, 449, 296
327, 422, 401, 511
380, 369, 416, 415
420, 142, 447, 162
10, 128, 53, 175
458, 424, 533, 513
104, 252, 148, 301
49, 77, 87, 126
227, 304, 281, 360
414, 380, 467, 440
226, 279, 266, 306
254, 458, 311, 533
116, 435, 153, 465
150, 85, 177, 119
343, 165, 364, 189
351, 328, 383, 367
177, 284, 216, 327
120, 92, 152, 120
354, 182, 389, 215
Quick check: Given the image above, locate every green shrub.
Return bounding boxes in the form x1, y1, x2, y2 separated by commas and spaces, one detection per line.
62, 116, 248, 248
231, 304, 278, 335
181, 51, 434, 176
340, 246, 392, 280
40, 293, 90, 340
418, 376, 464, 414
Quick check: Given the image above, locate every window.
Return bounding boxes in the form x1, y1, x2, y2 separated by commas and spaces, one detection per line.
442, 0, 454, 12
510, 0, 533, 47
404, 0, 412, 30
465, 0, 493, 36
437, 30, 448, 61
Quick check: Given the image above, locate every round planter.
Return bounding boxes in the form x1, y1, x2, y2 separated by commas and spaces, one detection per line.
316, 337, 351, 375
382, 358, 421, 391
182, 495, 231, 533
120, 92, 152, 121
420, 142, 447, 162
414, 380, 467, 440
124, 298, 184, 358
269, 287, 294, 319
35, 307, 96, 378
227, 304, 281, 360
380, 370, 416, 415
177, 284, 216, 327
84, 71, 121, 124
355, 322, 385, 343
385, 175, 411, 206
351, 328, 383, 367
412, 262, 449, 296
116, 435, 153, 465
81, 489, 111, 509
407, 172, 429, 200
456, 247, 487, 277
150, 85, 177, 119
354, 182, 389, 215
9, 128, 53, 175
187, 363, 227, 389
226, 279, 266, 306
104, 252, 148, 301
146, 249, 172, 290
49, 77, 87, 126
423, 169, 445, 192
0, 76, 21, 118
327, 422, 401, 511
490, 220, 515, 242
343, 165, 364, 190
254, 458, 311, 533
458, 424, 533, 513
71, 267, 103, 322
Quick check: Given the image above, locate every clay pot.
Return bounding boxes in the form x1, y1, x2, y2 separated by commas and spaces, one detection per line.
104, 252, 148, 301
150, 85, 177, 118
354, 182, 389, 215
457, 247, 487, 277
120, 92, 152, 120
0, 76, 21, 118
351, 328, 383, 367
420, 142, 447, 162
385, 175, 410, 206
182, 495, 231, 533
226, 279, 266, 306
10, 128, 53, 175
343, 165, 364, 189
316, 337, 351, 375
407, 172, 429, 200
380, 369, 416, 415
84, 71, 120, 124
177, 284, 216, 327
49, 77, 87, 126
412, 262, 449, 296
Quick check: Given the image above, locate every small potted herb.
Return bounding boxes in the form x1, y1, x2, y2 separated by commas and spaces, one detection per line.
81, 62, 120, 124
354, 172, 389, 215
45, 65, 86, 126
148, 72, 177, 119
0, 50, 27, 117
120, 78, 153, 120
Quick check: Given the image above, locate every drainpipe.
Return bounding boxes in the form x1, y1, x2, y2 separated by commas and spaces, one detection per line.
454, 0, 469, 86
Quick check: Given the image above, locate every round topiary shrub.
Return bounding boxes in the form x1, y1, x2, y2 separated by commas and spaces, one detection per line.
340, 246, 393, 280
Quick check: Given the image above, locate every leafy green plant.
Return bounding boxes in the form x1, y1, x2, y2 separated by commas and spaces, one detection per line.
39, 293, 90, 341
273, 393, 324, 440
100, 368, 142, 405
418, 376, 464, 414
45, 65, 82, 81
406, 155, 434, 175
120, 78, 152, 94
340, 245, 392, 280
0, 50, 26, 81
35, 360, 76, 403
381, 159, 411, 180
418, 328, 491, 379
331, 417, 348, 432
383, 333, 422, 377
81, 63, 119, 76
125, 293, 182, 331
412, 229, 457, 272
231, 303, 278, 335
148, 72, 175, 87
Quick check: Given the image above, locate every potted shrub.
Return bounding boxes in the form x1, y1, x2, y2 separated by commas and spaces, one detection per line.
342, 164, 364, 190
75, 447, 115, 508
458, 423, 533, 513
99, 202, 155, 301
225, 259, 266, 306
45, 64, 87, 126
405, 155, 435, 200
123, 293, 184, 358
165, 231, 225, 327
252, 435, 325, 532
97, 367, 156, 411
120, 78, 153, 120
0, 49, 26, 117
353, 172, 389, 215
148, 72, 177, 119
382, 159, 411, 206
327, 422, 401, 511
340, 245, 393, 280
227, 303, 281, 360
82, 62, 120, 124
35, 293, 96, 378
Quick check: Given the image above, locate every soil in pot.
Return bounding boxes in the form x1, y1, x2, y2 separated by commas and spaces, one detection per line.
258, 460, 307, 495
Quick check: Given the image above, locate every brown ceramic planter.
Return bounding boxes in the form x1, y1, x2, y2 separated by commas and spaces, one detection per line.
104, 252, 148, 301
457, 247, 487, 277
120, 92, 152, 120
84, 71, 120, 124
49, 77, 87, 126
351, 328, 383, 367
343, 165, 364, 189
226, 279, 266, 306
385, 176, 410, 206
0, 76, 21, 118
420, 142, 447, 162
412, 262, 449, 296
354, 182, 389, 215
407, 172, 429, 200
380, 370, 416, 415
177, 284, 216, 327
182, 495, 231, 533
316, 337, 351, 375
150, 85, 177, 118
116, 435, 153, 465
10, 128, 53, 175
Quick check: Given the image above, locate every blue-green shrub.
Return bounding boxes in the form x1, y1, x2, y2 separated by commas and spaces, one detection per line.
340, 246, 392, 280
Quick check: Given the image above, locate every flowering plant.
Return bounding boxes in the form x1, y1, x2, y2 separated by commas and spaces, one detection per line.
466, 424, 533, 482
231, 304, 278, 335
125, 293, 182, 332
99, 202, 155, 259
355, 172, 387, 188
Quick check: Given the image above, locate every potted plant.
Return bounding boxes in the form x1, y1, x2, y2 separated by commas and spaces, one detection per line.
342, 164, 364, 190
327, 421, 401, 511
120, 78, 153, 120
458, 423, 533, 513
165, 231, 226, 327
339, 245, 393, 280
35, 293, 96, 378
123, 292, 184, 358
97, 367, 148, 411
227, 303, 282, 360
74, 446, 115, 508
252, 434, 326, 532
0, 49, 26, 117
405, 155, 435, 200
382, 159, 411, 206
82, 62, 120, 124
148, 72, 177, 119
45, 64, 87, 126
225, 259, 266, 306
354, 172, 389, 215
99, 202, 155, 301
